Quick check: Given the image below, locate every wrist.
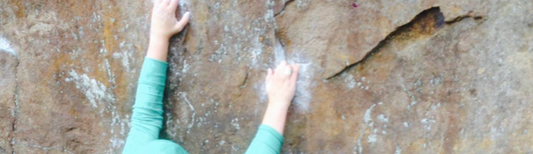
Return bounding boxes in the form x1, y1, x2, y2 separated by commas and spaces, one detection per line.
146, 35, 170, 62
149, 34, 170, 43
267, 100, 290, 112
262, 102, 289, 135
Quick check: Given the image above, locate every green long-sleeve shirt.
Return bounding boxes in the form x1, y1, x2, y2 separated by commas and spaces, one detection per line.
123, 57, 284, 154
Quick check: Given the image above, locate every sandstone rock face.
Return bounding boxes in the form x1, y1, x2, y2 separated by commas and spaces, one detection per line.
1, 0, 532, 153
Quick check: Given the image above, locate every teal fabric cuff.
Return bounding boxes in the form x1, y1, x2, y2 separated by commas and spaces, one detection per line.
245, 124, 285, 154
139, 140, 188, 154
257, 124, 284, 153
259, 125, 284, 143
140, 57, 168, 82
146, 57, 169, 64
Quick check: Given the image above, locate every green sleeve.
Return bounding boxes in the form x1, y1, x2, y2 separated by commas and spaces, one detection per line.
245, 125, 284, 154
123, 57, 187, 154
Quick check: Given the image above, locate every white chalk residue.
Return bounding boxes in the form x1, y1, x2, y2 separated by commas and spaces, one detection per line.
179, 0, 191, 15
255, 81, 269, 104
377, 114, 389, 123
104, 59, 117, 87
181, 93, 196, 134
290, 54, 314, 112
357, 140, 363, 154
368, 134, 377, 143
395, 145, 402, 154
231, 118, 240, 130
109, 137, 125, 150
421, 118, 436, 131
114, 41, 137, 73
112, 51, 132, 72
364, 104, 376, 123
65, 70, 114, 108
344, 74, 357, 89
401, 84, 417, 108
0, 37, 16, 56
274, 39, 287, 64
27, 11, 70, 36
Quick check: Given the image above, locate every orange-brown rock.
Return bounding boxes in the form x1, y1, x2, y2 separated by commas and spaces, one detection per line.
0, 0, 532, 153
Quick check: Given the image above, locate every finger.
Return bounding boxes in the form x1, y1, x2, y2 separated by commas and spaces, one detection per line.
280, 61, 288, 67
154, 0, 162, 8
169, 0, 179, 11
283, 65, 293, 76
162, 0, 171, 6
266, 68, 273, 83
174, 12, 190, 32
275, 61, 288, 74
290, 64, 300, 83
266, 82, 272, 91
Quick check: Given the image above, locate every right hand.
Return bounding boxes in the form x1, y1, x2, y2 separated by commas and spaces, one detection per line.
150, 0, 190, 40
265, 61, 300, 109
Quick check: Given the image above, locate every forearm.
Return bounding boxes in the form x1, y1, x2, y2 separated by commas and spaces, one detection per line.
130, 36, 170, 131
123, 57, 168, 153
245, 125, 284, 154
146, 36, 170, 62
124, 0, 189, 152
261, 101, 290, 135
245, 101, 288, 154
247, 61, 299, 153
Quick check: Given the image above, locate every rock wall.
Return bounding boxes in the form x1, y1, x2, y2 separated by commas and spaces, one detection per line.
1, 0, 532, 153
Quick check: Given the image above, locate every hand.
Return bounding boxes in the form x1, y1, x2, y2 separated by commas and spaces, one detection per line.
147, 0, 189, 61
265, 61, 300, 109
150, 0, 190, 40
261, 61, 300, 134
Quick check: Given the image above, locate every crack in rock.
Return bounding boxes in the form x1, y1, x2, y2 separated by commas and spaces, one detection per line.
10, 61, 19, 154
8, 43, 28, 154
326, 7, 485, 80
274, 0, 294, 17
238, 68, 251, 89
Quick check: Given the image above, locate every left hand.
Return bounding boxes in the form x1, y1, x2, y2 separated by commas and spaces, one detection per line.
150, 0, 190, 40
265, 61, 300, 109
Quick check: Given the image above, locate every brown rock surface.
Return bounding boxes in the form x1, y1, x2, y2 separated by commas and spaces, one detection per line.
1, 0, 532, 153
0, 52, 17, 154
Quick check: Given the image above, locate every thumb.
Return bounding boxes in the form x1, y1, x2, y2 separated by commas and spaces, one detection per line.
174, 12, 190, 32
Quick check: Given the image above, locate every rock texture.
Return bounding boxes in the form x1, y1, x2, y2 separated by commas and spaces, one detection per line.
1, 0, 532, 153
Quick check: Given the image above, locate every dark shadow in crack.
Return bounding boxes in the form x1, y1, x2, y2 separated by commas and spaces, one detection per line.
326, 7, 484, 80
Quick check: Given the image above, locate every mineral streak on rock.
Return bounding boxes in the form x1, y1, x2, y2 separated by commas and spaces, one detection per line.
1, 0, 533, 153
0, 37, 17, 56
